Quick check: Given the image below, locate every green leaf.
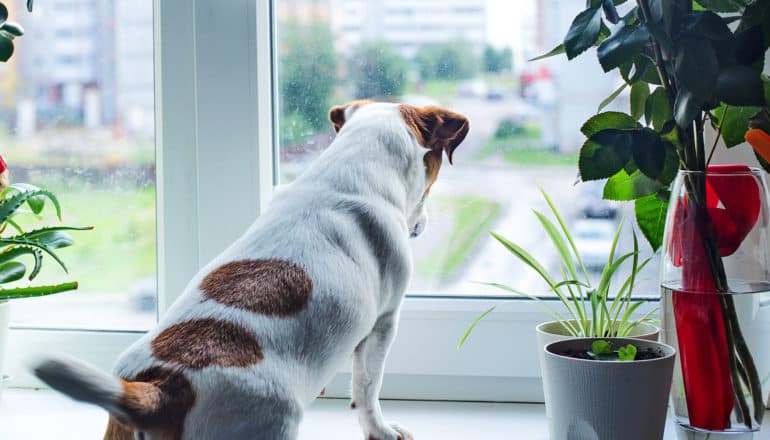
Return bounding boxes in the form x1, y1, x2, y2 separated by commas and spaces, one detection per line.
0, 4, 7, 26
683, 11, 733, 41
659, 140, 679, 185
635, 194, 669, 252
457, 306, 495, 349
694, 0, 749, 13
0, 35, 12, 62
0, 189, 61, 224
674, 39, 718, 99
598, 83, 628, 112
0, 21, 23, 37
27, 0, 33, 13
529, 44, 565, 61
630, 82, 650, 121
714, 104, 762, 147
0, 246, 43, 280
0, 261, 25, 283
581, 111, 639, 138
645, 87, 672, 130
602, 0, 620, 24
579, 129, 633, 181
674, 88, 704, 128
735, 26, 765, 66
603, 169, 662, 201
564, 6, 603, 59
631, 128, 666, 179
618, 343, 637, 361
714, 66, 766, 107
591, 340, 613, 355
0, 281, 79, 300
597, 22, 650, 72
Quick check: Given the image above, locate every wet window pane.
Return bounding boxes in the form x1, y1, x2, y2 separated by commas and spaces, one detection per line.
276, 1, 660, 298
3, 0, 156, 330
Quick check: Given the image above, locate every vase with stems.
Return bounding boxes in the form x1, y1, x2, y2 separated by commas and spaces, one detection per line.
661, 166, 768, 435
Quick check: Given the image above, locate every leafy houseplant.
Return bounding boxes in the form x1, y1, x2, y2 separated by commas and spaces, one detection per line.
533, 0, 770, 434
0, 160, 91, 399
543, 337, 675, 440
458, 189, 658, 350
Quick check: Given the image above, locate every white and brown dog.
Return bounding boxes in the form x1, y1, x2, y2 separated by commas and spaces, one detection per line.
33, 101, 468, 440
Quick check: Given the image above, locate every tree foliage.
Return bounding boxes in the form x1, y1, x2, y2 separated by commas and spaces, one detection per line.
350, 41, 408, 99
416, 40, 478, 80
483, 45, 513, 73
278, 21, 338, 131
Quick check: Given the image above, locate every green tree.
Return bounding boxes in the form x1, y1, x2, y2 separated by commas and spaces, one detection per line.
278, 21, 337, 132
416, 40, 478, 81
483, 45, 512, 73
350, 42, 408, 99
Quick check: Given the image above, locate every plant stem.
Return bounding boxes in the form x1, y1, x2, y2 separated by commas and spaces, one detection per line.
707, 106, 728, 166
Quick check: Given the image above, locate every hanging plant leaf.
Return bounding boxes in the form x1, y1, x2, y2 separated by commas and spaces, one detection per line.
682, 11, 733, 41
26, 0, 33, 12
645, 87, 672, 130
635, 194, 668, 252
603, 169, 662, 201
579, 129, 633, 181
0, 4, 7, 27
734, 26, 765, 66
694, 0, 750, 13
530, 44, 565, 61
630, 128, 666, 179
598, 83, 628, 112
1, 22, 24, 37
674, 39, 718, 99
581, 111, 639, 138
602, 0, 620, 24
597, 22, 650, 72
714, 65, 765, 107
564, 6, 603, 59
630, 82, 650, 121
0, 34, 13, 62
714, 104, 762, 148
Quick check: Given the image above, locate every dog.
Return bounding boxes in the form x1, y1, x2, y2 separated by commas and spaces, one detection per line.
33, 100, 469, 440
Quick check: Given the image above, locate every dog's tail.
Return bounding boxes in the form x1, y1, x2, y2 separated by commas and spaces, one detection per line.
33, 355, 193, 438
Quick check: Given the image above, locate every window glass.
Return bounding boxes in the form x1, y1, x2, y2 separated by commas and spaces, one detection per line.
3, 0, 156, 330
276, 0, 659, 298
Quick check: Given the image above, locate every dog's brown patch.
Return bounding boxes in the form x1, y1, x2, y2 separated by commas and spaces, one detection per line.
104, 416, 134, 440
329, 99, 375, 132
399, 104, 469, 164
422, 150, 442, 197
116, 366, 195, 440
152, 319, 264, 369
200, 259, 313, 316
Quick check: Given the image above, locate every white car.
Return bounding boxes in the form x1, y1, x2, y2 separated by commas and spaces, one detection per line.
573, 219, 617, 271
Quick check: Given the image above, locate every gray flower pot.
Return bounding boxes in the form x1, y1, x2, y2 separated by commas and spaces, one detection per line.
543, 337, 675, 440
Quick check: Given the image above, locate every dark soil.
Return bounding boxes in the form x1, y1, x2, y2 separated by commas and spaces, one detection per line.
560, 348, 664, 361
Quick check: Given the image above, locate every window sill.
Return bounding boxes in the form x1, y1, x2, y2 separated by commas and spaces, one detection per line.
5, 388, 765, 439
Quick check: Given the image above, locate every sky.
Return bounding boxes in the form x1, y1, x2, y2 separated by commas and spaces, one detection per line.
486, 0, 536, 50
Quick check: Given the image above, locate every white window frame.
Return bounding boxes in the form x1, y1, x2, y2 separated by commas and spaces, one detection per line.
8, 0, 768, 405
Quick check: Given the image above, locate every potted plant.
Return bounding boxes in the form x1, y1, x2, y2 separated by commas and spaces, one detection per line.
532, 0, 770, 435
0, 157, 91, 399
459, 189, 659, 351
543, 338, 675, 440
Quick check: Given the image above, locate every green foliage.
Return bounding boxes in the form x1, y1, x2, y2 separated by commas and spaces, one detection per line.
0, 184, 91, 301
587, 340, 638, 361
458, 189, 657, 348
416, 40, 477, 81
279, 112, 313, 146
483, 45, 512, 73
494, 120, 525, 139
591, 340, 612, 356
532, 0, 770, 251
278, 21, 337, 131
350, 41, 407, 99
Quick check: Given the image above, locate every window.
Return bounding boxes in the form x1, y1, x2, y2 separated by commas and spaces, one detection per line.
5, 0, 156, 332
10, 0, 725, 403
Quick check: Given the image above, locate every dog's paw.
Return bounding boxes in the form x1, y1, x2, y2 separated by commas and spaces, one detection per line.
365, 423, 413, 440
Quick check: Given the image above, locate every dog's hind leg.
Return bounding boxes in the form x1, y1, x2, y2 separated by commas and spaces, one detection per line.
351, 312, 413, 440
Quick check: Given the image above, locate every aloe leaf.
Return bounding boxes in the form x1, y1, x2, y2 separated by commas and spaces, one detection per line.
457, 306, 496, 349
0, 281, 78, 300
0, 189, 61, 224
0, 237, 68, 273
0, 261, 25, 283
0, 246, 44, 280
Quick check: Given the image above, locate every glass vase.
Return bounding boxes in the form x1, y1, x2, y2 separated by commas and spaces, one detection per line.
661, 166, 769, 437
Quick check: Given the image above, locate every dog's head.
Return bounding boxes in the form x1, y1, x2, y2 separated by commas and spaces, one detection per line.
329, 101, 469, 238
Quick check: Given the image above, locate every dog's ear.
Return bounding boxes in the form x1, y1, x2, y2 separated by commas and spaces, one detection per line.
400, 105, 469, 165
328, 100, 375, 133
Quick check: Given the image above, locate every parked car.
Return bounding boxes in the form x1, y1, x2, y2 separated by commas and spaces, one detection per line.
573, 219, 616, 271
578, 181, 618, 219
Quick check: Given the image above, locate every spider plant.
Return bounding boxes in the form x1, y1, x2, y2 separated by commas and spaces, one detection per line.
458, 188, 657, 348
0, 183, 92, 300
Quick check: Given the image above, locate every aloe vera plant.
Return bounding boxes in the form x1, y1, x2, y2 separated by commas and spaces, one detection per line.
0, 183, 92, 300
458, 188, 657, 348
